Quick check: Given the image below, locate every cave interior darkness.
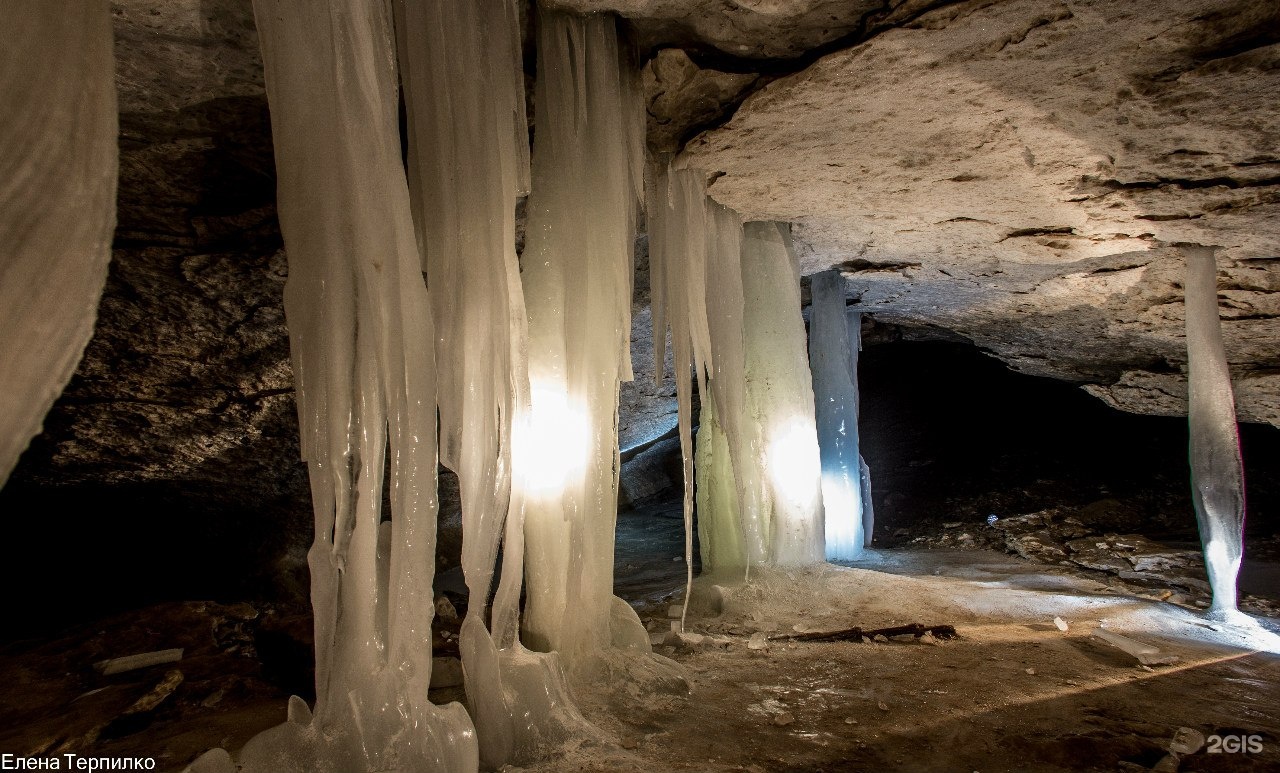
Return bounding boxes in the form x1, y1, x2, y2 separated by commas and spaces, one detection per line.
3, 1, 1280, 772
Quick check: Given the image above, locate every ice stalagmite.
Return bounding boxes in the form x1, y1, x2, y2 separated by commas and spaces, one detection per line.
395, 1, 577, 766
1182, 244, 1247, 617
0, 1, 116, 487
808, 271, 864, 559
520, 10, 651, 666
237, 1, 476, 770
741, 223, 826, 566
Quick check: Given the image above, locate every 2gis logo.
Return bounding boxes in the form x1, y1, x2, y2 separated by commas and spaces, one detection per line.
1206, 733, 1264, 754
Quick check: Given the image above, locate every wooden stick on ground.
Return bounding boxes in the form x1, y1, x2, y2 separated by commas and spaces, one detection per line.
772, 623, 958, 643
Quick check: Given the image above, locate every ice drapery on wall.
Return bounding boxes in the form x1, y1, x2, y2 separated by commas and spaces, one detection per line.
741, 222, 826, 565
0, 1, 117, 487
1182, 244, 1247, 616
520, 10, 649, 665
241, 1, 476, 770
809, 270, 865, 559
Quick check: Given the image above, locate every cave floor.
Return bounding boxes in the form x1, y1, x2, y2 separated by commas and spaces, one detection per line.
547, 554, 1280, 773
2, 550, 1279, 773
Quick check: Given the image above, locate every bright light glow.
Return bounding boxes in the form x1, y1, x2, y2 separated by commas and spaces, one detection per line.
767, 418, 823, 508
821, 471, 863, 561
513, 379, 591, 499
1204, 539, 1240, 578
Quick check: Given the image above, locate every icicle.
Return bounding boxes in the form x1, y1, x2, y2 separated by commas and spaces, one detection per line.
0, 1, 116, 487
520, 10, 650, 668
394, 0, 571, 766
646, 164, 715, 628
237, 1, 476, 770
741, 222, 826, 566
809, 270, 865, 560
1182, 244, 1247, 617
690, 199, 756, 575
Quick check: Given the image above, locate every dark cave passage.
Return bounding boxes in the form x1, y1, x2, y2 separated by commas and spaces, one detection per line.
611, 338, 1280, 611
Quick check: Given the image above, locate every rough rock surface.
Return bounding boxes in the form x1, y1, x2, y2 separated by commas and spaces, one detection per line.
669, 0, 1280, 424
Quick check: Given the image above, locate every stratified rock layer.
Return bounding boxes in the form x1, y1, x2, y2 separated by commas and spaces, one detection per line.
673, 0, 1280, 423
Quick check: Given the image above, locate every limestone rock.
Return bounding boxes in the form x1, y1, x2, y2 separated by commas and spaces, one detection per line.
678, 0, 1280, 425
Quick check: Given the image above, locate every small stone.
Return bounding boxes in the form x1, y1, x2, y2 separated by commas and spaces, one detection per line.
1024, 668, 1036, 675
873, 634, 889, 643
620, 736, 640, 750
1053, 617, 1069, 632
1168, 727, 1205, 755
919, 633, 938, 645
877, 701, 889, 712
434, 595, 458, 621
773, 712, 795, 726
844, 717, 858, 725
747, 632, 769, 650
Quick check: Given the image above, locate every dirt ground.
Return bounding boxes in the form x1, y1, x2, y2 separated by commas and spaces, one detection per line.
528, 553, 1280, 773
2, 550, 1278, 772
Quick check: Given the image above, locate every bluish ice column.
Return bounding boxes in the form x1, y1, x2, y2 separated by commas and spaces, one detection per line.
809, 270, 864, 559
850, 309, 874, 548
1182, 244, 1247, 617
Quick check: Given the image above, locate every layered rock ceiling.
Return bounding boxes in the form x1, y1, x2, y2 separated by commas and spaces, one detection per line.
11, 0, 1280, 505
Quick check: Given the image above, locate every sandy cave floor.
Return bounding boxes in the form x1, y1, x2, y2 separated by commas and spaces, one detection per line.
2, 545, 1279, 773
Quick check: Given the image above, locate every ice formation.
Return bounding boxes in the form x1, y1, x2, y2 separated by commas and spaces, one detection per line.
0, 1, 117, 487
850, 310, 875, 548
647, 164, 714, 617
694, 200, 757, 576
394, 1, 581, 767
1182, 244, 1247, 616
236, 1, 477, 770
741, 222, 826, 565
519, 10, 651, 667
808, 270, 865, 559
650, 171, 827, 573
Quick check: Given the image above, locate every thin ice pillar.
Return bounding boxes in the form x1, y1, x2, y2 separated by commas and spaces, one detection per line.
809, 270, 864, 559
0, 1, 116, 486
850, 310, 874, 547
1182, 244, 1247, 616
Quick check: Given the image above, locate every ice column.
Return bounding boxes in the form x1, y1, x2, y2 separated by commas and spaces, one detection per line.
741, 223, 826, 565
520, 10, 650, 667
240, 1, 476, 770
850, 309, 875, 548
395, 1, 572, 767
695, 201, 759, 573
647, 164, 715, 615
808, 271, 864, 559
1182, 244, 1247, 617
0, 1, 116, 487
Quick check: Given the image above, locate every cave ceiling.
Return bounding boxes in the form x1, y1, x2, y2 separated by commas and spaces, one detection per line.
14, 0, 1279, 500
574, 0, 1280, 425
